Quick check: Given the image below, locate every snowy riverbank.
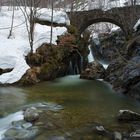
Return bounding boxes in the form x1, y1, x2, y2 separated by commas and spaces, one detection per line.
0, 7, 68, 84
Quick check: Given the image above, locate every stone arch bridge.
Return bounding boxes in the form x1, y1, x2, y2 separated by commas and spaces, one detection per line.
67, 6, 140, 37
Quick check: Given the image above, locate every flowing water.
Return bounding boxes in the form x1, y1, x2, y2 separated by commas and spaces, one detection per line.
0, 75, 140, 139
88, 45, 108, 69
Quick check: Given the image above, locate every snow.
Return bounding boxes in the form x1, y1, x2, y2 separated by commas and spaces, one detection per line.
0, 7, 68, 84
33, 24, 67, 52
134, 19, 140, 31
37, 8, 70, 25
119, 110, 140, 115
110, 26, 121, 33
91, 33, 100, 46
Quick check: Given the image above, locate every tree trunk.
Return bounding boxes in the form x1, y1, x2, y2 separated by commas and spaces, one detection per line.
8, 1, 15, 39
50, 0, 54, 46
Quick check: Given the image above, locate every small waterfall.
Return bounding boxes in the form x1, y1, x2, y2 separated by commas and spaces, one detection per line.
88, 45, 109, 69
99, 61, 109, 69
0, 111, 23, 140
68, 49, 83, 75
76, 49, 83, 72
68, 61, 74, 75
88, 45, 94, 62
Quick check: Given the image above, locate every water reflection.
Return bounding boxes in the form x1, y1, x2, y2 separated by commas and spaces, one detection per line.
24, 75, 140, 127
0, 87, 26, 114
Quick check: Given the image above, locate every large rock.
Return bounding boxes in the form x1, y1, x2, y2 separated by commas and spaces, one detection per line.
104, 58, 125, 87
117, 110, 140, 122
24, 107, 40, 122
121, 56, 140, 100
113, 131, 122, 140
122, 56, 140, 84
91, 123, 113, 139
80, 61, 105, 80
104, 55, 140, 100
92, 29, 125, 62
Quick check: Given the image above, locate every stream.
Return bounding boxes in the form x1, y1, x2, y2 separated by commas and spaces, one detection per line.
0, 75, 140, 139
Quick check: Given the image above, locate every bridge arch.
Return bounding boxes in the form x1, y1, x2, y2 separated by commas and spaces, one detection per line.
68, 6, 140, 38
79, 18, 126, 35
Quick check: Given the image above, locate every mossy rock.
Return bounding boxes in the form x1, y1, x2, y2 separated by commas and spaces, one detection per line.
39, 60, 58, 81
19, 68, 40, 86
67, 25, 78, 35
26, 53, 43, 66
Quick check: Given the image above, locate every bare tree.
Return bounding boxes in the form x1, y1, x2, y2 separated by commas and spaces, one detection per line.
130, 0, 137, 5
16, 0, 41, 54
0, 0, 3, 12
8, 0, 15, 39
50, 0, 54, 45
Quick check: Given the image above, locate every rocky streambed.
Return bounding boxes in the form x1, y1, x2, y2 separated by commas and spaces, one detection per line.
2, 103, 140, 140
1, 102, 64, 140
81, 30, 140, 102
0, 76, 140, 140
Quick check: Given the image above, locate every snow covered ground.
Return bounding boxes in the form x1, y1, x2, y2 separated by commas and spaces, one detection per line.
37, 8, 70, 25
0, 7, 68, 84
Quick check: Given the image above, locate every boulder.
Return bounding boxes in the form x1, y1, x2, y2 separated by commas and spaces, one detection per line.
104, 56, 140, 100
121, 56, 140, 100
130, 129, 140, 138
113, 131, 122, 140
80, 61, 105, 80
24, 107, 40, 122
117, 110, 140, 122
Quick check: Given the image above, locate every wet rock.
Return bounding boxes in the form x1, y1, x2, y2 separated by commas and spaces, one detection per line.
4, 127, 39, 140
91, 123, 113, 138
104, 58, 125, 86
104, 55, 140, 101
96, 125, 106, 132
130, 129, 140, 138
80, 61, 105, 80
24, 107, 40, 122
64, 132, 72, 138
131, 122, 140, 130
19, 68, 40, 85
122, 57, 140, 84
117, 110, 140, 122
93, 29, 125, 62
12, 120, 32, 129
22, 123, 32, 129
122, 56, 140, 100
4, 120, 36, 140
114, 131, 122, 140
22, 102, 64, 112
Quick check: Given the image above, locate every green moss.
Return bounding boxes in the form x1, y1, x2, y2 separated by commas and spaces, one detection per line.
39, 58, 58, 81
67, 25, 77, 35
26, 53, 43, 66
